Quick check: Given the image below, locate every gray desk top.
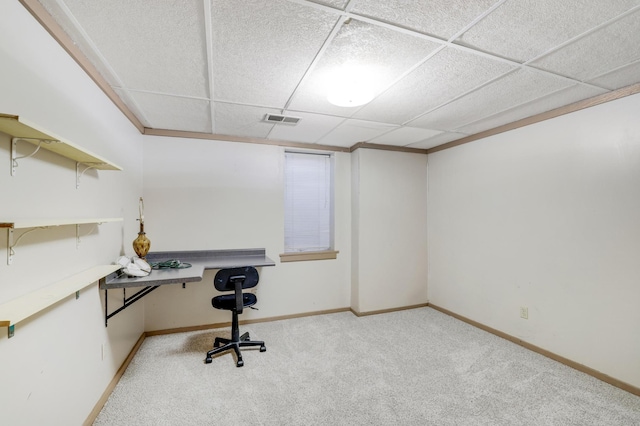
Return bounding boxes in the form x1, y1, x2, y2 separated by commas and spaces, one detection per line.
101, 248, 275, 289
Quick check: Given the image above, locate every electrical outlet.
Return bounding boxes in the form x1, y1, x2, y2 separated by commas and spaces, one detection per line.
520, 307, 529, 319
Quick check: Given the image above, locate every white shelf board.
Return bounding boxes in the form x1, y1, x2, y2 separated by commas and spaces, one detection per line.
1, 218, 123, 265
0, 217, 123, 229
0, 113, 122, 171
0, 265, 120, 330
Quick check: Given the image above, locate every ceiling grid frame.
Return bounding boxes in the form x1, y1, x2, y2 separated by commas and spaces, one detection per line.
427, 81, 640, 154
448, 42, 608, 92
274, 0, 364, 143
521, 4, 640, 73
270, 12, 351, 141
275, 1, 519, 146
589, 57, 640, 83
401, 68, 520, 128
287, 0, 613, 93
277, 0, 614, 148
19, 0, 640, 152
49, 0, 153, 127
449, 83, 605, 134
444, 0, 510, 43
203, 0, 216, 133
119, 87, 210, 102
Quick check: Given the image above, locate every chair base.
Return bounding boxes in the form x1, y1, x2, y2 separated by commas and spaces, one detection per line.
205, 331, 266, 367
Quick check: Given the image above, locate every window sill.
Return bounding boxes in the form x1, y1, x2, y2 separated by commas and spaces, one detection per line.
279, 250, 339, 263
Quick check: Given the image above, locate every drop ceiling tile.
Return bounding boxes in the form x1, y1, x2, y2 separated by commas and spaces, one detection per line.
54, 0, 209, 97
530, 9, 640, 81
211, 0, 337, 107
369, 127, 442, 146
354, 47, 515, 124
213, 103, 279, 139
588, 60, 640, 90
349, 0, 498, 40
408, 132, 468, 150
456, 84, 608, 134
456, 0, 640, 63
287, 19, 440, 116
408, 68, 573, 131
128, 91, 211, 133
268, 111, 345, 144
316, 118, 398, 147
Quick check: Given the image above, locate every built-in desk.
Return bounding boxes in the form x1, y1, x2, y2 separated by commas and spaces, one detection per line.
100, 248, 275, 326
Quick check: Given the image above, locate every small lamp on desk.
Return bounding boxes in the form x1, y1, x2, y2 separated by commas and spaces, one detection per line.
133, 197, 150, 259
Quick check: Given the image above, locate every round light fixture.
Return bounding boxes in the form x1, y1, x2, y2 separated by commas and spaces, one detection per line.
327, 83, 374, 107
326, 67, 375, 107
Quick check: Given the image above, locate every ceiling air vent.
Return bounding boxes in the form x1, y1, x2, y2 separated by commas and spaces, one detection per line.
264, 114, 301, 125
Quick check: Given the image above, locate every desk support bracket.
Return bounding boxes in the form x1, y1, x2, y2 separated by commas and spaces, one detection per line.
103, 282, 159, 327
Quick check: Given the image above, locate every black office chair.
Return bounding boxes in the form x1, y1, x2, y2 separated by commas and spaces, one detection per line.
205, 266, 266, 367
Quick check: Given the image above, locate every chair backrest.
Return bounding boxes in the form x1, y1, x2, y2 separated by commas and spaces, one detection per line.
214, 266, 259, 292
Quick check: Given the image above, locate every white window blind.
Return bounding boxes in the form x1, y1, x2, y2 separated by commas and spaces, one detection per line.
284, 151, 332, 252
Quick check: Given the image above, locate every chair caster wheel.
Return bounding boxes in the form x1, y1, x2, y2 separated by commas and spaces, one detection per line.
236, 360, 244, 367
260, 346, 266, 352
205, 358, 212, 364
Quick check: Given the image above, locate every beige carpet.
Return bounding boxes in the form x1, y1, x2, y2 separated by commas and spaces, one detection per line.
94, 307, 640, 425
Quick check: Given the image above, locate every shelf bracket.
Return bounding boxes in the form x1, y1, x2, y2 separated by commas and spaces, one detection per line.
7, 227, 47, 265
76, 162, 105, 189
11, 138, 57, 176
76, 223, 99, 248
7, 228, 12, 265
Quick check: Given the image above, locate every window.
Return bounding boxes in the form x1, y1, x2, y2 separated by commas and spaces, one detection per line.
283, 151, 336, 260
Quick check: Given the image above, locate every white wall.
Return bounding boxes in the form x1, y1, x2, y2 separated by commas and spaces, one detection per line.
427, 93, 640, 388
0, 2, 145, 424
351, 148, 429, 313
141, 136, 352, 331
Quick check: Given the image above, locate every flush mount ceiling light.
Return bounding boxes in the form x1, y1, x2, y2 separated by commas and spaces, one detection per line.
326, 66, 375, 108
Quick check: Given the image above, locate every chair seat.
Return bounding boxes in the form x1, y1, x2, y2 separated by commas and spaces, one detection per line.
212, 293, 257, 311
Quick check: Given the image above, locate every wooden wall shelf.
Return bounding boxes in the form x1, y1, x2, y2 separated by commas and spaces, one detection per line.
0, 264, 120, 338
0, 116, 125, 337
0, 217, 123, 230
0, 113, 122, 181
1, 218, 123, 265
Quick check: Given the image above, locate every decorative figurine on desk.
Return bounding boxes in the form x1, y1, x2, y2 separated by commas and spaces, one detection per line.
132, 196, 150, 259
